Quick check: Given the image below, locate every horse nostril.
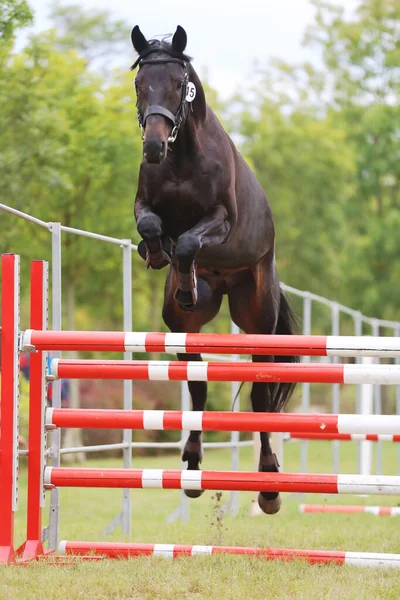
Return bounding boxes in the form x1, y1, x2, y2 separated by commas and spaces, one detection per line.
159, 142, 166, 157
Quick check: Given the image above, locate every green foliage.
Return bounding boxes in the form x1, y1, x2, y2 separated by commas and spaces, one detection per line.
304, 0, 400, 319
0, 0, 32, 42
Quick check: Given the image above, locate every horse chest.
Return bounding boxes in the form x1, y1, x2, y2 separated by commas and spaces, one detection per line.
150, 179, 212, 233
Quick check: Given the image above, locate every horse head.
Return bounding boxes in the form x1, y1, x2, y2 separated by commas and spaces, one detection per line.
131, 25, 196, 164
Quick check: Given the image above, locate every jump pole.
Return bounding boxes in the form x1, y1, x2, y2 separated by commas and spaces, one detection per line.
47, 358, 400, 385
57, 541, 400, 568
44, 408, 400, 436
23, 330, 400, 358
44, 467, 400, 495
299, 504, 400, 516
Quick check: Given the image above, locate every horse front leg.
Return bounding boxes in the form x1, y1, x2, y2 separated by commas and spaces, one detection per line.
174, 205, 231, 310
135, 205, 173, 270
178, 355, 206, 499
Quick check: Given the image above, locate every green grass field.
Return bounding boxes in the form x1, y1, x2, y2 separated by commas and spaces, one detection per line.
2, 441, 400, 599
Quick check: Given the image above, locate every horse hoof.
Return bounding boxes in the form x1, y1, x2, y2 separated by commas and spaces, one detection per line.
257, 493, 282, 515
184, 488, 205, 499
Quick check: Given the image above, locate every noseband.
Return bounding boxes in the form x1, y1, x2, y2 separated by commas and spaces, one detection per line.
134, 52, 191, 144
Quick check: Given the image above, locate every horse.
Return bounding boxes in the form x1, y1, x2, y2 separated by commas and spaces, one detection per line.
131, 25, 299, 514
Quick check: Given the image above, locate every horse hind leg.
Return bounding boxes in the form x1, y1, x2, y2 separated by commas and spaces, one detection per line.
251, 367, 282, 515
227, 256, 298, 515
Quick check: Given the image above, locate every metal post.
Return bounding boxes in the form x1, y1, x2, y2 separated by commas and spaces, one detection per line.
396, 327, 400, 475
354, 312, 363, 473
359, 357, 373, 475
372, 319, 383, 475
121, 241, 132, 535
48, 223, 62, 550
300, 294, 312, 473
331, 303, 340, 474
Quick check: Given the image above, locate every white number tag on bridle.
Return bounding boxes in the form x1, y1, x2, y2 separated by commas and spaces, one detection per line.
185, 82, 196, 102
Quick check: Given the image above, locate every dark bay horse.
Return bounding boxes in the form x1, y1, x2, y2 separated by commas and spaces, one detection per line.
131, 25, 298, 514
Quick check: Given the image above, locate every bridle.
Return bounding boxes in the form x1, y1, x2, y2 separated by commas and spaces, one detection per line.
133, 50, 191, 144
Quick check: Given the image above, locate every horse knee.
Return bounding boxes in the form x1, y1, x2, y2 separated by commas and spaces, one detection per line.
137, 213, 162, 240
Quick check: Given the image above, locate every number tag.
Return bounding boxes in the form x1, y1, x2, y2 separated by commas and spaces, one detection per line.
185, 82, 196, 102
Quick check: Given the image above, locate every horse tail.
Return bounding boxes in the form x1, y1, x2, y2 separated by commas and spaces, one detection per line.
269, 288, 300, 413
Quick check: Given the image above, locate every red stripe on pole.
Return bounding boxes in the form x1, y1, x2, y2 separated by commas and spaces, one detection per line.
0, 255, 17, 564
48, 409, 339, 434
28, 330, 126, 352
49, 409, 146, 430
183, 334, 329, 357
48, 468, 339, 494
145, 333, 167, 353
378, 507, 393, 516
54, 359, 345, 384
61, 541, 346, 565
301, 504, 366, 514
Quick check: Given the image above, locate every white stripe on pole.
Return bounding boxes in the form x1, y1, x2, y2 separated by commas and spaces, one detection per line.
337, 474, 400, 495
338, 414, 400, 434
165, 332, 187, 353
327, 336, 400, 357
191, 545, 213, 555
141, 469, 164, 488
143, 410, 164, 430
180, 470, 202, 490
22, 329, 33, 350
153, 544, 175, 558
344, 364, 400, 384
148, 362, 170, 381
50, 359, 59, 378
365, 507, 380, 515
181, 411, 203, 431
124, 332, 147, 352
187, 362, 208, 381
344, 552, 400, 568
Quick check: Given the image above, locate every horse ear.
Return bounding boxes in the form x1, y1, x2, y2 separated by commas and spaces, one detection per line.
131, 25, 149, 54
172, 25, 187, 54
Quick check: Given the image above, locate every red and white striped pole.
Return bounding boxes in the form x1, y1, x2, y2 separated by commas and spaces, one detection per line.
19, 261, 48, 561
58, 540, 400, 568
47, 358, 400, 385
299, 504, 400, 516
22, 330, 400, 358
44, 408, 400, 436
44, 467, 400, 495
287, 433, 400, 442
0, 254, 20, 565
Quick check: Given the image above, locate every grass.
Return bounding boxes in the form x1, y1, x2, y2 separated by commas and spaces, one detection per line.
3, 441, 400, 599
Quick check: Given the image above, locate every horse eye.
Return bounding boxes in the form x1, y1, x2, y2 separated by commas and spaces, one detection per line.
176, 80, 183, 90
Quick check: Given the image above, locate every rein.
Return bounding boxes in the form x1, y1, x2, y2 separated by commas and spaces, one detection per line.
134, 50, 192, 144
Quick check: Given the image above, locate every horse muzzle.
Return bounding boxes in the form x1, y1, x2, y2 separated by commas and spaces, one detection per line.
143, 138, 167, 164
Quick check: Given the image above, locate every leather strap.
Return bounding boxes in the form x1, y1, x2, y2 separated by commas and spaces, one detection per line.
143, 105, 177, 126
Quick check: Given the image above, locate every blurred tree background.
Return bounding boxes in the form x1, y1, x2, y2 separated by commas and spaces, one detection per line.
1, 0, 399, 450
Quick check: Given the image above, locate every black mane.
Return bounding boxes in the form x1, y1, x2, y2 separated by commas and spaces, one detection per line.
131, 37, 193, 71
